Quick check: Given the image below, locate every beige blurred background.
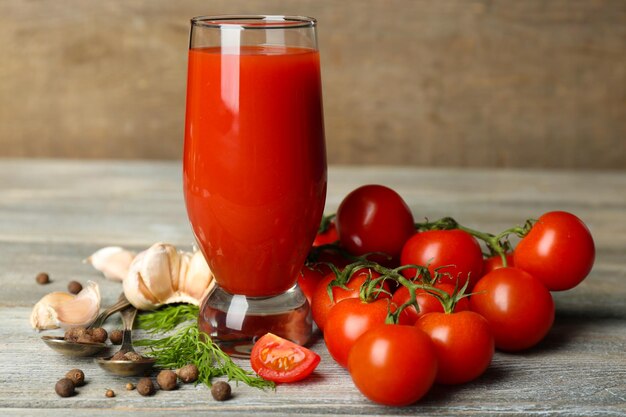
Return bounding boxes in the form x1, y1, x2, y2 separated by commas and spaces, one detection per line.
1, 0, 624, 169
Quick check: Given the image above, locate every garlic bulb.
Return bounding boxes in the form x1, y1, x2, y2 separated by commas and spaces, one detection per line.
86, 246, 135, 281
30, 281, 101, 330
123, 243, 214, 311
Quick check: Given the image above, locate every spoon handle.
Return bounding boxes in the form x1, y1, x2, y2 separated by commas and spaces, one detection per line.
90, 293, 131, 329
119, 305, 138, 353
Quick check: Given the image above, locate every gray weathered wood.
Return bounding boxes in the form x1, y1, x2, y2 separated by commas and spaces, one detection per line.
0, 160, 625, 416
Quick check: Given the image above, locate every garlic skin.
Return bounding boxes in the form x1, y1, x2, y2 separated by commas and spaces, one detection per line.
30, 281, 101, 330
86, 246, 135, 281
123, 243, 214, 311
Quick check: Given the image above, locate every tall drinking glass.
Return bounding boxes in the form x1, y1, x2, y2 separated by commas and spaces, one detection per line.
183, 16, 327, 356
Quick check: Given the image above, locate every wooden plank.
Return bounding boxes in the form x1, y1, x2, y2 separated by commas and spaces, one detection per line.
0, 160, 625, 415
0, 1, 625, 169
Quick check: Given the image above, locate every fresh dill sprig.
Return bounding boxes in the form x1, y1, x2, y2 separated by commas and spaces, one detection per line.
136, 304, 199, 333
134, 304, 274, 390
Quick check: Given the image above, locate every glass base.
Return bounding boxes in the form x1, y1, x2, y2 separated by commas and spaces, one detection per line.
198, 284, 312, 358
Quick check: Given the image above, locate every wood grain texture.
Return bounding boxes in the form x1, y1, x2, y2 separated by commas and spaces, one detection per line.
0, 160, 625, 416
1, 1, 625, 169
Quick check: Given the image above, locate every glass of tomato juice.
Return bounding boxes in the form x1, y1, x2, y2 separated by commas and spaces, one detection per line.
183, 16, 327, 356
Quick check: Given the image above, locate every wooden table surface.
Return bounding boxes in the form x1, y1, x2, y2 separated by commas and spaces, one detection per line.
1, 159, 625, 416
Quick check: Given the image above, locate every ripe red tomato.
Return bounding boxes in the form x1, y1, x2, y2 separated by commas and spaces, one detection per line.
323, 298, 391, 368
416, 311, 494, 384
483, 253, 515, 275
297, 266, 327, 306
400, 229, 484, 290
310, 269, 389, 331
348, 324, 437, 406
514, 211, 595, 291
250, 333, 320, 383
313, 219, 339, 246
336, 185, 415, 264
470, 267, 555, 351
392, 283, 470, 325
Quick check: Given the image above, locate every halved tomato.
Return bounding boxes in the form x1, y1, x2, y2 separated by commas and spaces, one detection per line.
250, 333, 321, 383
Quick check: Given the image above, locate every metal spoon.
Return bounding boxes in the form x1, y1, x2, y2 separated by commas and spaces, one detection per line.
95, 305, 156, 376
41, 293, 131, 357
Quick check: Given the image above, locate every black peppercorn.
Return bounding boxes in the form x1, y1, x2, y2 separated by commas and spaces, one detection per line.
177, 364, 199, 383
157, 370, 178, 391
109, 329, 123, 345
211, 381, 231, 401
36, 272, 50, 285
67, 280, 83, 294
137, 378, 155, 396
55, 378, 76, 397
65, 369, 85, 387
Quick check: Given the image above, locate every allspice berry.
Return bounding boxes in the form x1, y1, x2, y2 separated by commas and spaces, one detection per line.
156, 370, 178, 391
124, 351, 143, 362
137, 378, 155, 396
211, 381, 231, 401
90, 327, 108, 343
55, 378, 76, 397
177, 364, 199, 383
65, 369, 85, 387
67, 280, 83, 294
64, 327, 88, 342
36, 272, 50, 285
109, 329, 123, 345
105, 389, 115, 398
125, 382, 135, 391
110, 350, 129, 361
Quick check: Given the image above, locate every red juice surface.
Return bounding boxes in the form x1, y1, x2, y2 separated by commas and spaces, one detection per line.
183, 46, 327, 297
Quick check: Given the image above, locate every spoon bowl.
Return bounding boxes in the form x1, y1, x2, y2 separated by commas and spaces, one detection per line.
95, 305, 156, 376
42, 335, 107, 357
41, 293, 130, 357
95, 356, 156, 377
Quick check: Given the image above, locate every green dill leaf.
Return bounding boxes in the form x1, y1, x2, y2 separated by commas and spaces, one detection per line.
136, 304, 199, 333
134, 304, 274, 390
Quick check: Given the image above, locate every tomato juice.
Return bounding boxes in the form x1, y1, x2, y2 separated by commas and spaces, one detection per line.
184, 45, 327, 297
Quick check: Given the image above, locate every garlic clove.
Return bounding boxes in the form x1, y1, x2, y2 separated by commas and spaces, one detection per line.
30, 292, 75, 330
53, 281, 101, 328
123, 250, 161, 310
86, 246, 135, 281
141, 243, 177, 302
183, 251, 215, 302
124, 243, 180, 310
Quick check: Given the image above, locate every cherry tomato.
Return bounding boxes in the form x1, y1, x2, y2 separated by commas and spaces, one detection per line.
324, 298, 391, 368
313, 219, 339, 246
336, 185, 415, 264
392, 283, 469, 325
348, 324, 437, 406
400, 229, 484, 290
470, 267, 555, 351
250, 333, 320, 383
483, 253, 515, 275
514, 211, 595, 291
311, 269, 389, 331
297, 266, 327, 306
416, 311, 494, 384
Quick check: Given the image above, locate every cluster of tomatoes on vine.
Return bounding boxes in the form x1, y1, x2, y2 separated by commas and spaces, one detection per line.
252, 184, 595, 407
